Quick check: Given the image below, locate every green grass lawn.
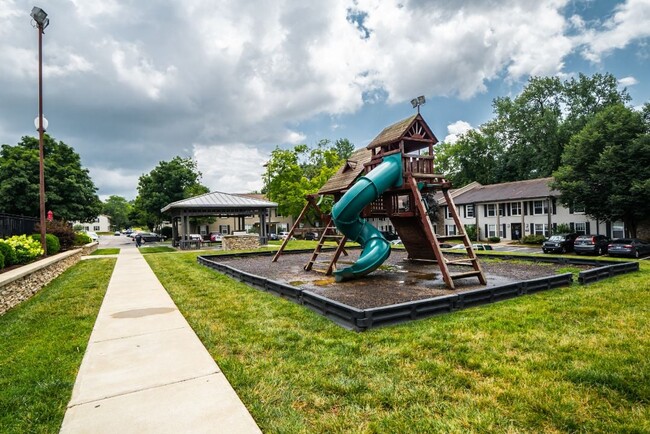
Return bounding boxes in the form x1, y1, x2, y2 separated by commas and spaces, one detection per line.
145, 251, 650, 433
0, 259, 115, 433
90, 248, 120, 255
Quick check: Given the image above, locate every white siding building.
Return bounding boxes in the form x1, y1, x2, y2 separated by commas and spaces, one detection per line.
72, 215, 112, 233
437, 177, 626, 241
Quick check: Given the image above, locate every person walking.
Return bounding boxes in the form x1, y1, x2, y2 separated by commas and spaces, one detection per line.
134, 233, 142, 248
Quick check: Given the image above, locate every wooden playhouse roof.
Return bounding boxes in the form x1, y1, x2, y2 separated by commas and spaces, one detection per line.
318, 148, 373, 195
367, 113, 438, 153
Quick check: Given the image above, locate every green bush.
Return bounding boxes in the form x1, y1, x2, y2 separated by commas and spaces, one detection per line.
36, 220, 76, 251
160, 226, 173, 239
31, 233, 61, 255
464, 224, 477, 241
522, 234, 546, 244
75, 233, 92, 245
4, 235, 44, 264
0, 251, 4, 269
0, 240, 17, 266
488, 236, 501, 243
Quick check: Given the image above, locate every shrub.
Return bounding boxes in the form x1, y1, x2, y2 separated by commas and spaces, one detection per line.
31, 233, 61, 255
553, 223, 572, 235
36, 220, 76, 251
464, 224, 477, 241
75, 233, 92, 245
160, 226, 173, 239
0, 240, 18, 266
488, 236, 501, 243
0, 251, 4, 269
522, 234, 546, 244
4, 235, 44, 264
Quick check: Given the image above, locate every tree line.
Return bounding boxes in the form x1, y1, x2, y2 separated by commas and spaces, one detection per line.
436, 72, 649, 237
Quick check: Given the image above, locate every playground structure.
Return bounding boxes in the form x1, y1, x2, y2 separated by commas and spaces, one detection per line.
273, 114, 486, 289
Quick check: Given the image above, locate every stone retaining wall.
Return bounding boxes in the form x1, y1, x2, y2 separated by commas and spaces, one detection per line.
222, 234, 260, 251
0, 243, 97, 315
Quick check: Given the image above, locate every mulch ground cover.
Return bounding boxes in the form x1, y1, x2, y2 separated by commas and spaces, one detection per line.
215, 250, 592, 309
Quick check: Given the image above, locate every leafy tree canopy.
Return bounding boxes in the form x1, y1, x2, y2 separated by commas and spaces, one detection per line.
262, 139, 353, 221
438, 73, 631, 187
135, 156, 208, 229
552, 104, 649, 237
0, 134, 102, 222
102, 195, 133, 231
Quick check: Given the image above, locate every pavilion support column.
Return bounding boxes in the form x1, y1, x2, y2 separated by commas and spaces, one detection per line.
259, 208, 267, 245
172, 215, 178, 247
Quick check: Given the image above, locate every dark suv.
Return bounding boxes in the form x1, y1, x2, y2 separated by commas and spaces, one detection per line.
304, 232, 319, 240
542, 233, 578, 254
574, 234, 610, 255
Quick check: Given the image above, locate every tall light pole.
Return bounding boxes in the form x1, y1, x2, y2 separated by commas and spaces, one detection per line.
31, 6, 49, 255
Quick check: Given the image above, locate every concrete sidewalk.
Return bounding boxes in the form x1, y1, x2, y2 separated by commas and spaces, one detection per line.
60, 244, 261, 433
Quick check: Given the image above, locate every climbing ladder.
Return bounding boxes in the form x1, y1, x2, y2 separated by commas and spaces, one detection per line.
303, 218, 348, 275
407, 176, 486, 289
272, 194, 323, 263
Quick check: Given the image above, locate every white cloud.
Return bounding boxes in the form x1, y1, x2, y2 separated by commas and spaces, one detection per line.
619, 76, 638, 87
193, 144, 268, 193
89, 167, 141, 201
444, 120, 473, 144
579, 0, 650, 62
108, 40, 177, 100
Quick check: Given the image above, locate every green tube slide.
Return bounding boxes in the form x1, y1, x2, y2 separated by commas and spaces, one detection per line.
331, 153, 403, 282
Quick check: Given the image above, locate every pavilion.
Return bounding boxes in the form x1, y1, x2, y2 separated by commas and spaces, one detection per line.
161, 191, 277, 248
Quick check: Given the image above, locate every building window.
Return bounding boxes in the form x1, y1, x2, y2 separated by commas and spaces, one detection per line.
446, 224, 456, 235
573, 203, 585, 214
498, 204, 505, 216
511, 202, 521, 216
533, 200, 548, 215
486, 204, 496, 217
534, 223, 548, 236
499, 225, 506, 238
466, 204, 475, 218
487, 224, 496, 237
612, 222, 624, 239
574, 222, 586, 235
93, 225, 100, 231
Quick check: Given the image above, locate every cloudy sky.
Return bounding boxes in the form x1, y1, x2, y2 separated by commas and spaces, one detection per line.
1, 0, 649, 200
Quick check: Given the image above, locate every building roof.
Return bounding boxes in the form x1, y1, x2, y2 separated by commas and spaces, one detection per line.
318, 148, 373, 195
450, 177, 558, 205
161, 191, 277, 213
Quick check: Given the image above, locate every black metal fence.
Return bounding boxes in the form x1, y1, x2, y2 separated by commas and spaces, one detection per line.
0, 213, 38, 238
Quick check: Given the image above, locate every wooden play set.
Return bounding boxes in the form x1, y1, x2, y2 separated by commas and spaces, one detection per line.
273, 113, 486, 289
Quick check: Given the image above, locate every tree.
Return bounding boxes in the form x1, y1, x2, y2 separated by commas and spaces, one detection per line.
436, 126, 504, 186
262, 140, 351, 222
134, 157, 207, 229
102, 195, 133, 231
437, 73, 632, 187
552, 104, 649, 237
0, 135, 102, 221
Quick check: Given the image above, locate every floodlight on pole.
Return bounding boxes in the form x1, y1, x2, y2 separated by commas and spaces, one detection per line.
411, 95, 426, 113
31, 5, 49, 255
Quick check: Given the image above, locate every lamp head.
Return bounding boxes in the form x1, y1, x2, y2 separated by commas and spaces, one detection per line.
30, 6, 49, 29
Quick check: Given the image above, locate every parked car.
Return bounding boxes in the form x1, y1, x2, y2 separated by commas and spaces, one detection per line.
85, 231, 99, 242
114, 231, 121, 236
139, 232, 164, 242
279, 231, 291, 240
268, 233, 279, 240
574, 234, 610, 255
304, 232, 319, 240
450, 243, 493, 251
542, 233, 578, 254
607, 238, 650, 258
209, 232, 223, 242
